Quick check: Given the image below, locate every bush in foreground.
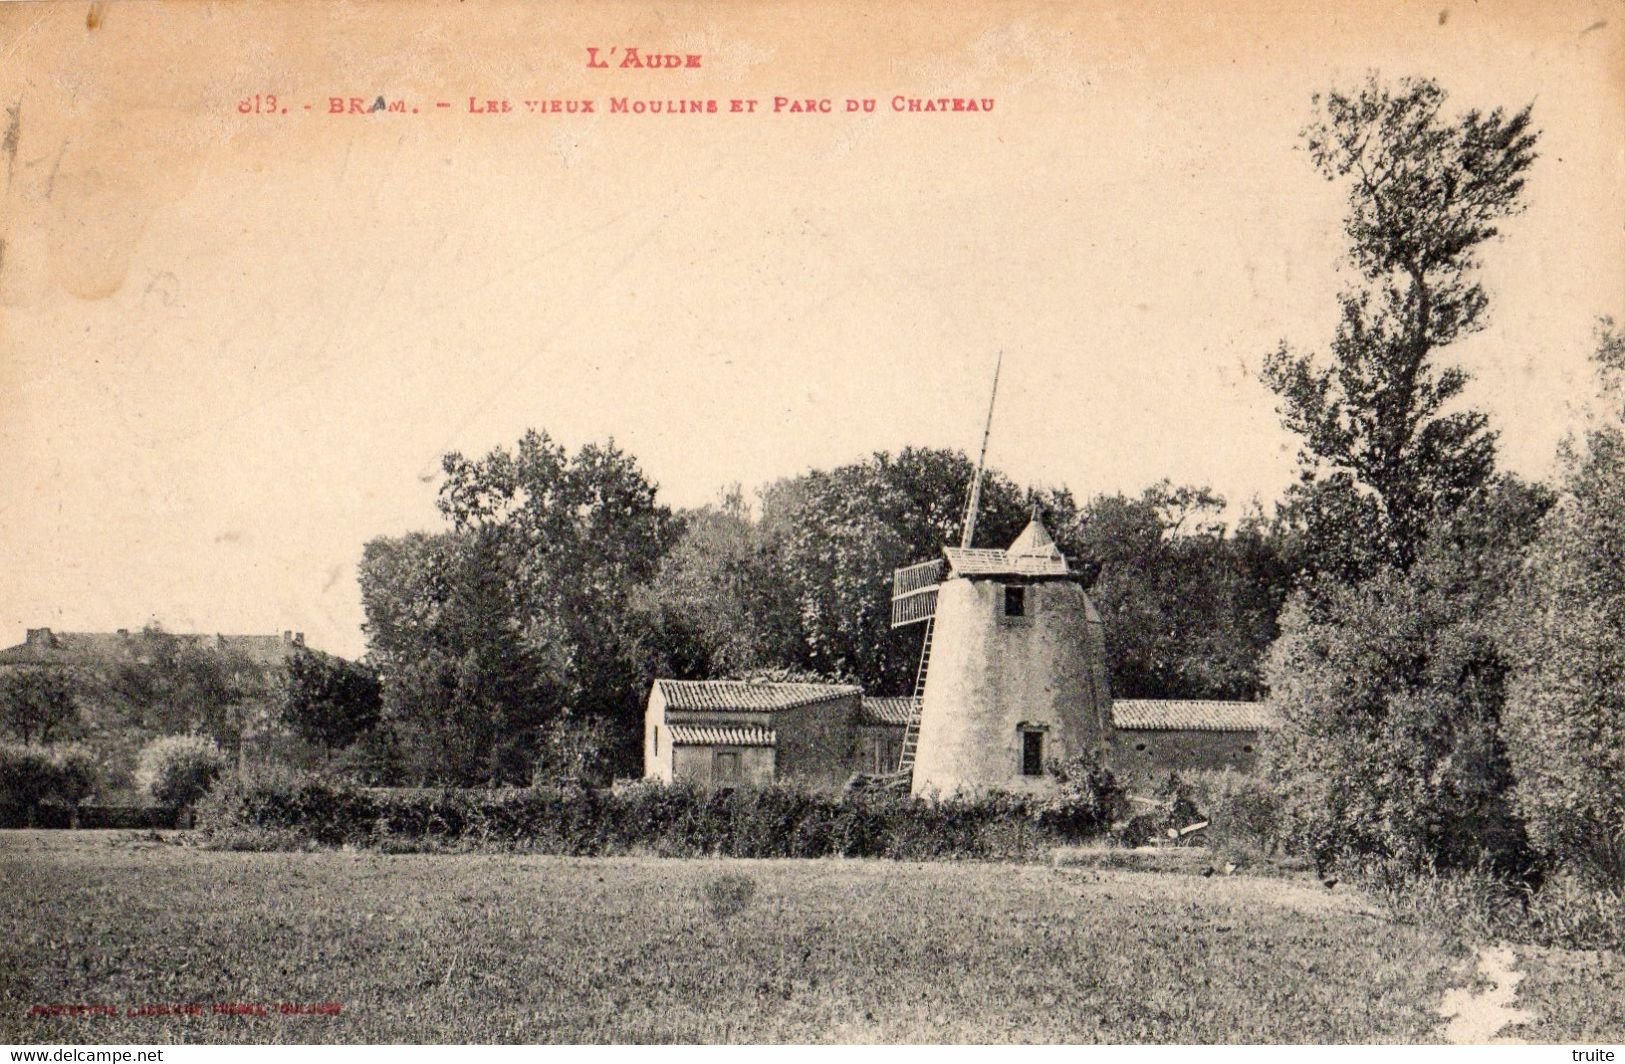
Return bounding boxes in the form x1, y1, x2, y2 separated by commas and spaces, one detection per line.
1501, 322, 1625, 889
136, 735, 227, 809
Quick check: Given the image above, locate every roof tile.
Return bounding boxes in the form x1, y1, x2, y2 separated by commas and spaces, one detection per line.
859, 696, 916, 726
1111, 699, 1280, 733
654, 679, 860, 713
666, 724, 776, 747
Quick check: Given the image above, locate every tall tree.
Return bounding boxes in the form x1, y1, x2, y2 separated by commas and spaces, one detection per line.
1502, 320, 1625, 887
438, 431, 677, 728
1263, 75, 1539, 579
637, 487, 792, 679
1079, 483, 1293, 700
361, 431, 676, 784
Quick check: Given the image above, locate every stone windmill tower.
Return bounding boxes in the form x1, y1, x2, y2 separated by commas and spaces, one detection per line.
889, 360, 1112, 796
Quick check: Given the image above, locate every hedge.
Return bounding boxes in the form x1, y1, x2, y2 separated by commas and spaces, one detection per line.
0, 804, 184, 830
196, 774, 1117, 859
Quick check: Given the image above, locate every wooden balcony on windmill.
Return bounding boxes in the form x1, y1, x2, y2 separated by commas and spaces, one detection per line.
891, 558, 946, 628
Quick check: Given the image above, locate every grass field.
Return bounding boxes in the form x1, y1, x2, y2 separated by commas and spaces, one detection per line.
1505, 945, 1625, 1043
0, 830, 1604, 1044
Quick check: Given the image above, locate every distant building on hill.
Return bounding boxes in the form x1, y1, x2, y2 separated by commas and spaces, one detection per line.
0, 627, 308, 685
0, 626, 306, 671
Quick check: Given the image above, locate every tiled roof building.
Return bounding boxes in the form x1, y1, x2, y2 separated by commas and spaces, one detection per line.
644, 673, 1280, 788
652, 679, 858, 713
645, 679, 871, 788
1108, 698, 1279, 779
859, 696, 917, 727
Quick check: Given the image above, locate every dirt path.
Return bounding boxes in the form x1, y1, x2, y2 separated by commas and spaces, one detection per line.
1437, 944, 1535, 1044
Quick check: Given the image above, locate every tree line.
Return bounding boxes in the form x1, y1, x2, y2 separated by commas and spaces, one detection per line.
353, 437, 1297, 786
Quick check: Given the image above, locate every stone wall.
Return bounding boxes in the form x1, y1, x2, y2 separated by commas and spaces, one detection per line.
1108, 727, 1267, 783
773, 693, 862, 790
670, 743, 775, 787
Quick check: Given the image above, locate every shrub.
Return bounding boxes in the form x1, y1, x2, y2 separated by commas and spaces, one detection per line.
1040, 751, 1125, 839
196, 776, 1111, 859
49, 745, 99, 807
0, 744, 62, 825
1265, 572, 1534, 875
1186, 770, 1284, 857
136, 735, 227, 808
198, 764, 378, 846
533, 714, 618, 788
0, 743, 101, 825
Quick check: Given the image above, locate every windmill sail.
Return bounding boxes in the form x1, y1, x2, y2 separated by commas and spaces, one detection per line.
890, 558, 946, 627
888, 352, 1003, 629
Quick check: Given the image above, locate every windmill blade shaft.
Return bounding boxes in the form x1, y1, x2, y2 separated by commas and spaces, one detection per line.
961, 351, 1003, 549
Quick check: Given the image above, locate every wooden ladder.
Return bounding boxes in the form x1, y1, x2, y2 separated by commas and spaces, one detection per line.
896, 616, 934, 774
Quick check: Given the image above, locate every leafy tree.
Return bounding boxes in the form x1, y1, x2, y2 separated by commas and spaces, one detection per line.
1264, 477, 1552, 874
49, 746, 99, 808
360, 528, 547, 785
279, 648, 382, 760
636, 487, 791, 679
361, 431, 676, 784
1502, 320, 1625, 886
439, 432, 677, 734
1077, 483, 1293, 699
0, 667, 80, 745
1263, 75, 1539, 579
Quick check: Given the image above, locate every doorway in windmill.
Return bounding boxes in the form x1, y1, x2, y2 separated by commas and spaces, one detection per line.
1004, 585, 1027, 617
714, 750, 740, 782
1021, 730, 1044, 776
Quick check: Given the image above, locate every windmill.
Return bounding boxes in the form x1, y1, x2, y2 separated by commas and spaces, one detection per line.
890, 352, 1002, 775
887, 355, 1112, 794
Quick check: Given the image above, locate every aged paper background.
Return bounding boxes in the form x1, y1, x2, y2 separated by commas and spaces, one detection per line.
0, 0, 1620, 657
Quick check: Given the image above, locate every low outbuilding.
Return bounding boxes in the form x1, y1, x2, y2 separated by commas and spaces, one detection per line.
644, 679, 863, 789
1107, 699, 1279, 781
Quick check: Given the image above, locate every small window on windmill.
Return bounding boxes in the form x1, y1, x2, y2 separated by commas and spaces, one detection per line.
1003, 585, 1027, 617
1021, 730, 1044, 776
714, 750, 740, 782
653, 726, 659, 756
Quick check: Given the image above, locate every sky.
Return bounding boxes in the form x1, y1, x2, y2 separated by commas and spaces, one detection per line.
1, 0, 1620, 658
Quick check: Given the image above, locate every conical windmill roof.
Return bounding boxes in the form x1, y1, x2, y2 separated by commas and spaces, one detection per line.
941, 515, 1072, 578
1007, 516, 1063, 560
